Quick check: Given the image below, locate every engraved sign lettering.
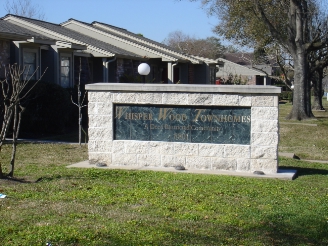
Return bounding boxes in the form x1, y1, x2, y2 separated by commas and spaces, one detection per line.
114, 104, 251, 144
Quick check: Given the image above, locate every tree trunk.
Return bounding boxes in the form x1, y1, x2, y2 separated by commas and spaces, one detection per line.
8, 105, 18, 177
285, 0, 314, 120
286, 50, 314, 120
0, 107, 13, 177
312, 70, 325, 110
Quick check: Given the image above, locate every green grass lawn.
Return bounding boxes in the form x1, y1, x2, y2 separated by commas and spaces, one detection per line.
279, 98, 328, 160
0, 100, 328, 245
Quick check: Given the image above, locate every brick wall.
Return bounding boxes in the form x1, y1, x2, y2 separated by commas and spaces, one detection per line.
116, 58, 124, 82
188, 64, 194, 84
0, 39, 11, 78
74, 56, 93, 85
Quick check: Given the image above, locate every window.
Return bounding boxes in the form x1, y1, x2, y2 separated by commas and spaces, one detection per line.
23, 50, 37, 80
60, 55, 71, 88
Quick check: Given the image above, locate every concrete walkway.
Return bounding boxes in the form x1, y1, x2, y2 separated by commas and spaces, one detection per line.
279, 122, 318, 127
279, 152, 328, 164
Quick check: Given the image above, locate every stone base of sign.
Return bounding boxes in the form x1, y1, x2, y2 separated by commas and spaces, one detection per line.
67, 161, 297, 180
85, 83, 281, 174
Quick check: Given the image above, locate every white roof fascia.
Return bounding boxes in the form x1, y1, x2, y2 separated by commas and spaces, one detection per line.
13, 40, 44, 48
217, 58, 267, 76
0, 32, 31, 40
62, 19, 179, 63
40, 45, 49, 50
191, 55, 220, 65
85, 50, 108, 57
56, 41, 87, 50
3, 16, 115, 57
13, 40, 32, 45
74, 50, 104, 57
90, 21, 202, 64
74, 50, 92, 57
52, 44, 104, 57
27, 37, 56, 45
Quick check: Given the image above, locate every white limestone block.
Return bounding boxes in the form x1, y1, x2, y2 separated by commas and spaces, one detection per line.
251, 120, 278, 133
236, 159, 251, 172
136, 93, 162, 104
87, 102, 97, 115
188, 93, 213, 105
89, 152, 112, 165
88, 115, 112, 128
160, 143, 175, 155
250, 159, 278, 173
251, 133, 279, 146
161, 155, 174, 167
252, 96, 275, 107
125, 141, 149, 154
252, 107, 278, 120
224, 145, 250, 158
148, 142, 162, 155
137, 154, 161, 166
238, 96, 252, 106
88, 92, 113, 103
112, 153, 137, 165
213, 94, 239, 106
162, 93, 188, 105
112, 141, 125, 154
185, 156, 211, 169
199, 144, 224, 157
88, 127, 112, 140
88, 102, 112, 115
161, 155, 186, 167
251, 146, 278, 159
212, 158, 237, 170
88, 140, 95, 153
273, 96, 279, 107
113, 93, 138, 103
174, 143, 198, 156
88, 140, 112, 152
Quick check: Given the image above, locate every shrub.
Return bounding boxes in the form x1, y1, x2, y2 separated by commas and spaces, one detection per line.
287, 91, 293, 102
119, 74, 142, 83
119, 74, 156, 83
280, 91, 293, 102
20, 81, 76, 135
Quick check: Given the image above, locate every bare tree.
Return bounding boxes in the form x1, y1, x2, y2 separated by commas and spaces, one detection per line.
163, 30, 225, 59
4, 0, 45, 20
0, 64, 47, 178
71, 58, 87, 146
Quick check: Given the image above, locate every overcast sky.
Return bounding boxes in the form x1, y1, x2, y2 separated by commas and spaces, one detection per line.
0, 0, 220, 43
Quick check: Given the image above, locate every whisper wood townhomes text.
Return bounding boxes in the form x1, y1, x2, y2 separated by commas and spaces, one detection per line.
114, 104, 251, 144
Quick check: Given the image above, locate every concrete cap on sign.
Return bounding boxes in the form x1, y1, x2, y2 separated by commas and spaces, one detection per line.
85, 83, 282, 94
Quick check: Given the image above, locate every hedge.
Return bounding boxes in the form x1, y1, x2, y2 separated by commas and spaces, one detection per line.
20, 81, 77, 135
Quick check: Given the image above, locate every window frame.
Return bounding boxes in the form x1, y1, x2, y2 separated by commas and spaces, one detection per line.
22, 47, 40, 80
59, 53, 73, 88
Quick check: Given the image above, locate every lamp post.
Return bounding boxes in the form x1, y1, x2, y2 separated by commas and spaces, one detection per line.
291, 83, 294, 105
138, 63, 150, 83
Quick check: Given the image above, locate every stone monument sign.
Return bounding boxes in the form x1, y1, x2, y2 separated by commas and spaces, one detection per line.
85, 83, 281, 174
